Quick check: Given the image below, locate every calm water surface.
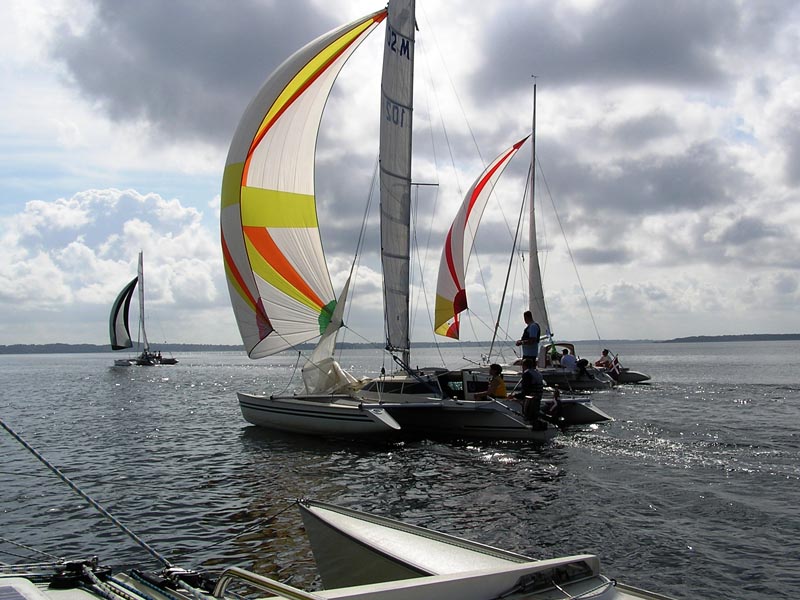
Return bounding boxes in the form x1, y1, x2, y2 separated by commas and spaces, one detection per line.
1, 341, 799, 599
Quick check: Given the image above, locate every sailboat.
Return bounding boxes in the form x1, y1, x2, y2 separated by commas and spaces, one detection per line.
433, 86, 617, 393
220, 1, 558, 440
109, 251, 178, 367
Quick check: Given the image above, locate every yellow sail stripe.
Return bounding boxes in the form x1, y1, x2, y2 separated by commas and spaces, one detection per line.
434, 295, 455, 332
224, 260, 257, 314
244, 236, 322, 315
241, 187, 317, 228
254, 18, 378, 143
221, 162, 244, 209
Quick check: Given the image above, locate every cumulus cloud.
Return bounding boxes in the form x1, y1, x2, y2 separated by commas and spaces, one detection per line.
2, 0, 800, 344
0, 188, 226, 344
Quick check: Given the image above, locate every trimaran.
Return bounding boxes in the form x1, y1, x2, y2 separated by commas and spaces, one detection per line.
219, 0, 616, 439
109, 251, 178, 367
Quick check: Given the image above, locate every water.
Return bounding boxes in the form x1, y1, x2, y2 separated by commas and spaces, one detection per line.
1, 341, 799, 599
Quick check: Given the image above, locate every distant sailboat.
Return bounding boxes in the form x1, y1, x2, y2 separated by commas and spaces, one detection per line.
109, 251, 177, 366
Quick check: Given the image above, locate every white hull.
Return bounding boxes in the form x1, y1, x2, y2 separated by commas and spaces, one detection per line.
238, 392, 399, 436
539, 366, 616, 390
299, 499, 677, 599
238, 391, 557, 442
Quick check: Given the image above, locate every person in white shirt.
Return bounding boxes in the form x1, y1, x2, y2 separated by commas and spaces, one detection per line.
559, 348, 578, 371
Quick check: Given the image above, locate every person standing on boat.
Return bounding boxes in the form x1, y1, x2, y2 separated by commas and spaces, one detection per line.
516, 311, 541, 364
514, 358, 545, 428
475, 364, 507, 400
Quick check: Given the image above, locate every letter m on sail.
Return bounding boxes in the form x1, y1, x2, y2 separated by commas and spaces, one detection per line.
400, 38, 410, 59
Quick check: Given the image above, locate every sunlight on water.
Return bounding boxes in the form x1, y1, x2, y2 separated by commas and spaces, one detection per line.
1, 342, 800, 599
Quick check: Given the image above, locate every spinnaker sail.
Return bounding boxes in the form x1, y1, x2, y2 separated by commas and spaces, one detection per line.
434, 136, 530, 339
220, 10, 387, 359
110, 276, 138, 350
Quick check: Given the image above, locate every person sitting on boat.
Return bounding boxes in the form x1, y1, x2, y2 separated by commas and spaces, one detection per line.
559, 348, 578, 371
475, 363, 507, 400
512, 358, 546, 428
595, 349, 613, 368
542, 384, 564, 424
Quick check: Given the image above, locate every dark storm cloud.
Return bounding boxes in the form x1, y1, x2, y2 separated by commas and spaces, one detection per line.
50, 0, 336, 144
537, 138, 748, 217
473, 0, 796, 97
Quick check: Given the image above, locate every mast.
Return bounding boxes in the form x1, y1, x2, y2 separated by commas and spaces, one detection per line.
137, 251, 149, 352
527, 81, 550, 338
379, 0, 415, 366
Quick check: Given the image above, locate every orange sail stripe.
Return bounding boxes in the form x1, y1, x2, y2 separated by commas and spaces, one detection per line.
244, 226, 326, 310
221, 232, 259, 313
243, 12, 387, 182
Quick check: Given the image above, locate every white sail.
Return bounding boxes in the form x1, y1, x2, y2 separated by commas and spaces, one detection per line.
528, 85, 550, 337
379, 0, 415, 363
220, 11, 387, 359
137, 251, 150, 351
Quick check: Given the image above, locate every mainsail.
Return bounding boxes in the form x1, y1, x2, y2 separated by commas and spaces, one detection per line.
136, 251, 149, 352
220, 10, 387, 359
109, 276, 138, 350
434, 136, 530, 339
528, 84, 550, 337
379, 0, 415, 364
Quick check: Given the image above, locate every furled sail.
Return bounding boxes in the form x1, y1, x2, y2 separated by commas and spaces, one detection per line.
220, 10, 387, 358
110, 276, 138, 350
379, 0, 415, 363
136, 251, 149, 352
528, 84, 550, 338
434, 136, 530, 339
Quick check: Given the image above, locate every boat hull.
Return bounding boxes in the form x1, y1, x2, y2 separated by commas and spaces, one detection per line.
612, 369, 651, 384
298, 499, 676, 599
541, 367, 616, 391
543, 397, 613, 425
237, 393, 400, 436
381, 399, 558, 442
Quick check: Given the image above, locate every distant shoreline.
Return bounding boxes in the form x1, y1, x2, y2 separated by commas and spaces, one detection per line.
2, 334, 800, 355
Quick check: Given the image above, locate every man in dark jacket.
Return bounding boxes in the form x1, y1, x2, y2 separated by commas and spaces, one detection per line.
515, 358, 545, 428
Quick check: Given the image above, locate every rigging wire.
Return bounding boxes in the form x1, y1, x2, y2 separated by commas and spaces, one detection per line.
0, 418, 173, 569
537, 155, 604, 344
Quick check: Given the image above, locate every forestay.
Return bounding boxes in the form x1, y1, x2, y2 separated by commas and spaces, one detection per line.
220, 10, 387, 358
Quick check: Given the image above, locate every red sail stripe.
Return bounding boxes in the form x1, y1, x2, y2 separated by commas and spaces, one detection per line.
243, 12, 387, 183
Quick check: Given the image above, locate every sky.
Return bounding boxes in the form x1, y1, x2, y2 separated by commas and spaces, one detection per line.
1, 0, 799, 351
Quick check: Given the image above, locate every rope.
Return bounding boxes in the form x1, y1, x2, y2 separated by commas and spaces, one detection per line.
0, 536, 61, 561
82, 565, 139, 600
1, 417, 173, 568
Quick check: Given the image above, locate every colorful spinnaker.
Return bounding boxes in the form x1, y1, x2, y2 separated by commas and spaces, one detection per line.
220, 10, 387, 359
434, 136, 530, 339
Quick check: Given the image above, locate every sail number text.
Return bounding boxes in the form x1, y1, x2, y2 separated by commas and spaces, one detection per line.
387, 29, 411, 60
385, 100, 407, 128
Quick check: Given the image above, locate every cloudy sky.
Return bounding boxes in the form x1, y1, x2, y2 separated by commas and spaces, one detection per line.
1, 0, 799, 351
